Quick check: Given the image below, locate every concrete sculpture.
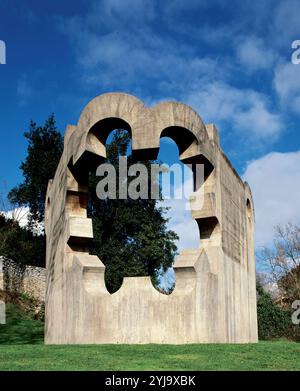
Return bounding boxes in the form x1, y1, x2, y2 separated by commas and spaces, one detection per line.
45, 92, 258, 344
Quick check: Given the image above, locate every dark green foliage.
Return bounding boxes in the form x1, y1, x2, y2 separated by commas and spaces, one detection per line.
8, 114, 63, 228
256, 283, 292, 340
6, 114, 63, 267
0, 214, 45, 267
0, 297, 44, 345
89, 130, 178, 293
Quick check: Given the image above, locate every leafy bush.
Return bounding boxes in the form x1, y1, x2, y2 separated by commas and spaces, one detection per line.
0, 291, 44, 344
0, 303, 44, 344
0, 214, 45, 267
256, 283, 299, 340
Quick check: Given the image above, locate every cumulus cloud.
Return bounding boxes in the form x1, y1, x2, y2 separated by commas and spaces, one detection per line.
235, 36, 276, 71
273, 0, 300, 47
274, 62, 300, 115
163, 150, 300, 253
186, 82, 282, 142
159, 169, 200, 252
162, 197, 199, 252
56, 0, 231, 96
57, 0, 285, 146
59, 12, 220, 94
243, 151, 300, 248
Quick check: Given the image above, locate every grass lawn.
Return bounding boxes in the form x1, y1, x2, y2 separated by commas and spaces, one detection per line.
0, 341, 299, 371
0, 301, 299, 371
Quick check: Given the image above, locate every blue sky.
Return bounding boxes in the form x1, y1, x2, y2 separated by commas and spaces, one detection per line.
0, 0, 300, 250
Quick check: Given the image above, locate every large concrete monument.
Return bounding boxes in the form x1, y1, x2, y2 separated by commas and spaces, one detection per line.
45, 92, 258, 344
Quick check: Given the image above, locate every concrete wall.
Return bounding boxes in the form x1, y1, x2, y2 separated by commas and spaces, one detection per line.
45, 92, 258, 344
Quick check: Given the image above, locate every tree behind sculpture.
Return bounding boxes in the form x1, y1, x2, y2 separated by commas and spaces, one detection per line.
8, 114, 63, 231
89, 129, 178, 293
8, 120, 178, 287
260, 223, 300, 307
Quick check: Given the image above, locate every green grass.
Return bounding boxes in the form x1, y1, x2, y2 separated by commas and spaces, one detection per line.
0, 341, 299, 371
0, 301, 299, 371
0, 303, 44, 345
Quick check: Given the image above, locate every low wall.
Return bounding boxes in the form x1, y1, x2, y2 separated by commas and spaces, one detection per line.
0, 257, 46, 302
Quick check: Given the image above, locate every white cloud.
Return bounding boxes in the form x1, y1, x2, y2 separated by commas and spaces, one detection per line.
58, 0, 285, 147
186, 82, 282, 142
159, 170, 199, 252
60, 17, 219, 93
57, 0, 229, 96
274, 62, 300, 115
243, 151, 300, 248
162, 198, 199, 252
236, 36, 276, 71
0, 207, 30, 228
88, 0, 156, 27
273, 0, 300, 47
0, 207, 44, 235
163, 150, 300, 253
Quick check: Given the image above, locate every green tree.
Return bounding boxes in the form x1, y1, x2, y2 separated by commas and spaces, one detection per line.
6, 114, 63, 267
0, 214, 45, 267
256, 282, 291, 340
89, 129, 178, 293
260, 223, 300, 307
7, 120, 178, 287
8, 114, 63, 229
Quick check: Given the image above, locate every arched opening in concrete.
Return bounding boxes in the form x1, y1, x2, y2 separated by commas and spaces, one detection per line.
76, 121, 181, 295
66, 117, 217, 296
156, 133, 199, 293
156, 125, 217, 293
246, 198, 254, 273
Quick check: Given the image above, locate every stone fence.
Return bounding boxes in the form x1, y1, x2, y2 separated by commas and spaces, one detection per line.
0, 257, 46, 302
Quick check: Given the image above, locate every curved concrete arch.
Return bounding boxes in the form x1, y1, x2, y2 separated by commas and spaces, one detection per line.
151, 100, 209, 145
244, 181, 255, 222
131, 100, 211, 157
72, 93, 146, 165
77, 92, 145, 130
67, 94, 211, 166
